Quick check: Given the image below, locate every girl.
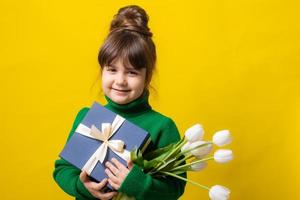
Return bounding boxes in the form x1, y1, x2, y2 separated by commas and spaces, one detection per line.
53, 5, 186, 200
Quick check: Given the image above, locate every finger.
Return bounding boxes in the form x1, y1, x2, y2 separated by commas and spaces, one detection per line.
79, 171, 89, 183
108, 178, 121, 190
94, 178, 108, 191
127, 160, 133, 169
100, 191, 118, 199
111, 158, 126, 170
105, 168, 119, 183
105, 161, 119, 176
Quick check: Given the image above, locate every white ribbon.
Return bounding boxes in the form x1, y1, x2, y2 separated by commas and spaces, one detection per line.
75, 115, 131, 175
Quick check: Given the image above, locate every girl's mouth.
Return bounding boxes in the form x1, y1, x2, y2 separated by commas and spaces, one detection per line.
113, 88, 131, 92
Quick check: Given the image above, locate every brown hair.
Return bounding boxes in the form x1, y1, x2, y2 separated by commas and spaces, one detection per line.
98, 5, 156, 87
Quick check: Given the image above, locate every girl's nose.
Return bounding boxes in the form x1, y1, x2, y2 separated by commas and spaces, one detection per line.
116, 73, 127, 86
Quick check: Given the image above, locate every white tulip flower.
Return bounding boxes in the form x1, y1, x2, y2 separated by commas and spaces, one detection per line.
190, 141, 213, 158
213, 130, 232, 147
209, 185, 230, 200
181, 141, 191, 153
214, 149, 233, 164
184, 124, 204, 142
190, 159, 207, 171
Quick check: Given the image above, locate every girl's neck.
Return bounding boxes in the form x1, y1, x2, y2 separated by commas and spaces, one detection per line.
104, 90, 151, 118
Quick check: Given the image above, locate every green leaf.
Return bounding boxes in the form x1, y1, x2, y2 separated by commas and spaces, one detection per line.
143, 159, 158, 169
130, 148, 138, 162
154, 157, 177, 172
152, 170, 186, 178
144, 143, 176, 160
165, 169, 187, 175
130, 149, 144, 168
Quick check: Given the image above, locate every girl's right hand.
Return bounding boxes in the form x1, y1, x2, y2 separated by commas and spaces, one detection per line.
79, 171, 117, 200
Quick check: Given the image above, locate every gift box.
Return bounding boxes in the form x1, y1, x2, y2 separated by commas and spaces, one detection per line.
59, 102, 151, 189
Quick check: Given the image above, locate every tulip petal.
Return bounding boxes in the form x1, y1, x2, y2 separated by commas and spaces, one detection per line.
209, 185, 230, 200
213, 130, 232, 147
214, 149, 233, 164
185, 124, 204, 142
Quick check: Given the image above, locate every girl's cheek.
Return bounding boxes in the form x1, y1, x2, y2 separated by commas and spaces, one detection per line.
102, 73, 113, 81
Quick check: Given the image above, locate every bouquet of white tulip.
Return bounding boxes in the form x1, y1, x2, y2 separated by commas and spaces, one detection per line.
129, 124, 233, 200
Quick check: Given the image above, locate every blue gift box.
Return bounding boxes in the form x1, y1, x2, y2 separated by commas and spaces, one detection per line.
59, 102, 151, 188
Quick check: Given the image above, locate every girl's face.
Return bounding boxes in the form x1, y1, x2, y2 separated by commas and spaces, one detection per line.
102, 59, 147, 105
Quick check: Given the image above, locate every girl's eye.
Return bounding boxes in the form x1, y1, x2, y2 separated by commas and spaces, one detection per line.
128, 71, 138, 75
106, 67, 116, 72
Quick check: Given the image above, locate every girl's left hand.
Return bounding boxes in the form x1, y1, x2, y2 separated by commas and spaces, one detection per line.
105, 158, 133, 190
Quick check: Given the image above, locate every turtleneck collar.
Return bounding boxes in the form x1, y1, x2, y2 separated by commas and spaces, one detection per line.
104, 90, 152, 118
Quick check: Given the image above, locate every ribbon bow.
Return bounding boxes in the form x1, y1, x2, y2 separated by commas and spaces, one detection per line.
75, 115, 130, 175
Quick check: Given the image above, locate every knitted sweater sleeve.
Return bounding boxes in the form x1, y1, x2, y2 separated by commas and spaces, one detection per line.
118, 118, 187, 200
53, 107, 97, 200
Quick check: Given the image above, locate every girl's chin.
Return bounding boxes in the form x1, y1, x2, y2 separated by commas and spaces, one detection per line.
110, 95, 130, 104
106, 90, 142, 104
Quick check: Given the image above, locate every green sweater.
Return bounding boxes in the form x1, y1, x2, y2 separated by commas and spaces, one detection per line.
53, 91, 186, 200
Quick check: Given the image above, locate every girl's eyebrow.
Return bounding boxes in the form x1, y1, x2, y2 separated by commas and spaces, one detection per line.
125, 67, 137, 70
124, 65, 139, 70
108, 63, 137, 70
107, 64, 116, 68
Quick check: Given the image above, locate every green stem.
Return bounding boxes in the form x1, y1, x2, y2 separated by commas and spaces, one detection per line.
178, 141, 213, 158
149, 139, 188, 173
154, 157, 177, 172
164, 138, 187, 161
174, 154, 193, 167
171, 157, 213, 171
162, 171, 210, 190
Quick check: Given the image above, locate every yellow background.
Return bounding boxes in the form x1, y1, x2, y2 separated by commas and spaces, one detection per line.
1, 0, 299, 199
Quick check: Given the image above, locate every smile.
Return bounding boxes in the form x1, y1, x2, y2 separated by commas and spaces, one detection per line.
113, 88, 131, 92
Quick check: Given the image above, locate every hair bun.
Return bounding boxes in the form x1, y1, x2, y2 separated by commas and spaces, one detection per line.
110, 5, 153, 37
